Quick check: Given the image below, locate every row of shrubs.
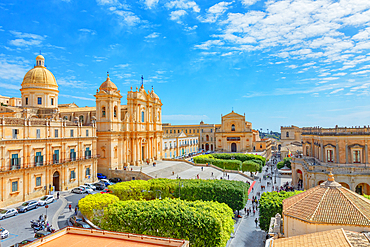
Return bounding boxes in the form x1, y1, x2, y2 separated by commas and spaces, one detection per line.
79, 193, 235, 246
193, 153, 265, 172
108, 178, 249, 211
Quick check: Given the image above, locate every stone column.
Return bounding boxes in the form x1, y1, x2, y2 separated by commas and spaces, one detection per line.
345, 144, 348, 164
365, 144, 368, 165
336, 143, 339, 164
320, 143, 324, 161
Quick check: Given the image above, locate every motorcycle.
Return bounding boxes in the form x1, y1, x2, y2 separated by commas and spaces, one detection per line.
30, 220, 42, 228
33, 225, 45, 233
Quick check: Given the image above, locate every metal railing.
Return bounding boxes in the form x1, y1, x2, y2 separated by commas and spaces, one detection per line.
3, 154, 98, 172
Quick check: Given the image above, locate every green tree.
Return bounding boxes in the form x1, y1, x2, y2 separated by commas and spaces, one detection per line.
258, 191, 303, 231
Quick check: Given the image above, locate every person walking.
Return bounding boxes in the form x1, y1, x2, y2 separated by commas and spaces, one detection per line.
57, 192, 59, 200
75, 206, 78, 215
253, 210, 256, 216
255, 218, 258, 227
69, 204, 72, 212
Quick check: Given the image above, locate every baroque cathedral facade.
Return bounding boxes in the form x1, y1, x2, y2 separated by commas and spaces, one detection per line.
0, 55, 163, 207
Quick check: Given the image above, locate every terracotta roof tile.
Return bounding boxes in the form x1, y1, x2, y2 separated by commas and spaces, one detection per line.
283, 176, 370, 226
273, 228, 369, 247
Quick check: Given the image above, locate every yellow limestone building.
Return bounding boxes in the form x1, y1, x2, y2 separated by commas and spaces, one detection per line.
0, 55, 98, 207
0, 55, 163, 207
163, 111, 270, 156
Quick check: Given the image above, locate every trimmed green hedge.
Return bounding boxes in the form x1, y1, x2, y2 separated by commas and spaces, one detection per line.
194, 153, 265, 172
242, 160, 261, 173
258, 191, 303, 231
78, 193, 119, 220
109, 178, 249, 211
79, 195, 235, 247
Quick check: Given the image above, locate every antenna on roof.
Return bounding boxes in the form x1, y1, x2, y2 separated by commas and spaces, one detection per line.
141, 75, 144, 87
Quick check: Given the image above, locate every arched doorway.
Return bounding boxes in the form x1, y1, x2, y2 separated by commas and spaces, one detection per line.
339, 182, 350, 189
231, 143, 237, 152
142, 146, 145, 161
356, 183, 370, 195
211, 144, 213, 151
205, 143, 209, 151
297, 169, 303, 188
202, 144, 204, 150
53, 171, 60, 191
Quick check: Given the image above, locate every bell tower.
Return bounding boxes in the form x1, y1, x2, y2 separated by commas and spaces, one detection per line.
95, 73, 122, 132
95, 73, 122, 174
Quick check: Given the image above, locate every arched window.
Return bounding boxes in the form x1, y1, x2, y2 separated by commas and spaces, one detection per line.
142, 111, 145, 122
102, 107, 106, 117
231, 124, 235, 131
79, 115, 84, 123
286, 132, 289, 137
206, 135, 209, 141
114, 106, 117, 118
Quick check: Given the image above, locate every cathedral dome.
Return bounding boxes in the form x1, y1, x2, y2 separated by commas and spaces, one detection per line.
21, 55, 58, 89
99, 73, 117, 91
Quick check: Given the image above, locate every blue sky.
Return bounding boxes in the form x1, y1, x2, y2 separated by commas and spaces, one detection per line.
0, 0, 370, 132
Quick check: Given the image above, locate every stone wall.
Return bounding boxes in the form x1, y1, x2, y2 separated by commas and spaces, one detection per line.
106, 169, 153, 181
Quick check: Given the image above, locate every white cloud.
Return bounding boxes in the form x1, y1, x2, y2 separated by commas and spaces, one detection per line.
166, 0, 200, 12
329, 88, 343, 94
332, 72, 347, 76
0, 55, 29, 82
352, 27, 370, 41
59, 94, 95, 101
352, 70, 370, 75
144, 0, 159, 9
113, 10, 141, 26
302, 62, 315, 66
145, 32, 160, 39
287, 65, 298, 69
194, 40, 224, 50
322, 77, 339, 81
79, 29, 96, 35
199, 1, 233, 23
184, 25, 198, 31
170, 10, 187, 22
241, 0, 259, 6
9, 31, 45, 47
96, 0, 118, 5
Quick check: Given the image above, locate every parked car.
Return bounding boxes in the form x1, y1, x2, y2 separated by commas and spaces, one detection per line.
84, 183, 96, 190
109, 178, 122, 183
97, 173, 107, 179
34, 230, 50, 239
16, 200, 38, 213
37, 195, 54, 206
0, 208, 18, 220
71, 187, 85, 194
0, 227, 9, 239
100, 179, 113, 187
10, 238, 37, 247
92, 182, 105, 190
79, 185, 93, 194
100, 188, 112, 194
69, 216, 91, 229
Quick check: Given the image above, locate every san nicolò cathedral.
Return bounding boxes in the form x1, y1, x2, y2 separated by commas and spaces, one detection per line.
0, 55, 163, 207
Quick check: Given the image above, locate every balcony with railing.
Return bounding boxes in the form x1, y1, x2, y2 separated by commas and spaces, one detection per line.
2, 153, 99, 172
293, 157, 370, 175
35, 156, 44, 167
11, 158, 21, 170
